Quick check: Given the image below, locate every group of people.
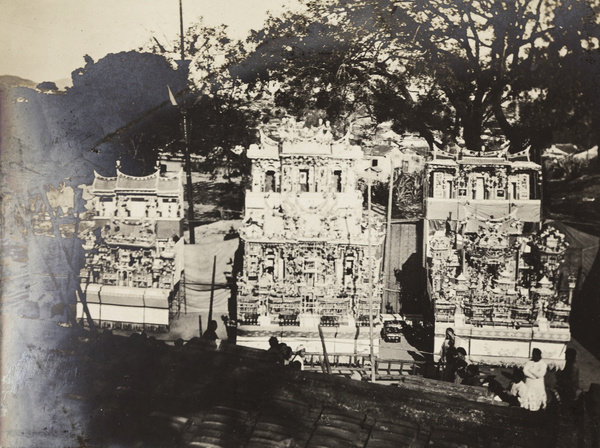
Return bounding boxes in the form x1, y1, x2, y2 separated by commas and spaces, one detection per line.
267, 336, 306, 371
500, 346, 584, 421
439, 327, 480, 385
441, 327, 584, 420
440, 328, 551, 409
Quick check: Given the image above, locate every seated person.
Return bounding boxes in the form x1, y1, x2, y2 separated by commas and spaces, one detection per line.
202, 320, 219, 348
279, 343, 293, 365
508, 368, 529, 407
461, 364, 481, 386
453, 347, 468, 384
267, 336, 283, 364
289, 345, 306, 371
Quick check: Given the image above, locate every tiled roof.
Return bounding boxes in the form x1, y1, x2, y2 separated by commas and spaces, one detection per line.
91, 169, 182, 194
368, 145, 393, 157
73, 334, 559, 447
91, 171, 117, 192
554, 143, 580, 154
157, 176, 180, 193
115, 170, 159, 191
459, 157, 511, 166
511, 161, 542, 170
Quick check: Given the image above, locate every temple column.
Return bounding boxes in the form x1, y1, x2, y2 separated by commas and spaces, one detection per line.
278, 252, 284, 280
335, 251, 343, 283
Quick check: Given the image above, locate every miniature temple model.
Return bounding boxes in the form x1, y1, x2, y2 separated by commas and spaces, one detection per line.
77, 165, 185, 332
425, 147, 572, 362
236, 119, 386, 354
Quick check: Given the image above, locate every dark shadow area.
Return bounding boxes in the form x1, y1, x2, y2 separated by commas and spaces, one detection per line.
192, 179, 245, 210
545, 175, 600, 235
400, 321, 434, 356
75, 330, 564, 447
571, 246, 600, 362
394, 252, 427, 315
385, 220, 425, 315
228, 240, 245, 325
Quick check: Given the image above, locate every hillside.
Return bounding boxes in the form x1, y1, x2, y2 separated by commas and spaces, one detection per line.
0, 74, 37, 89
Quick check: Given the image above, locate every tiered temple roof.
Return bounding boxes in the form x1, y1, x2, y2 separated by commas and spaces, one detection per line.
92, 169, 183, 196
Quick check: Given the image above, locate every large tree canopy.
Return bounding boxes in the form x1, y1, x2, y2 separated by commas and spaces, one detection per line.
395, 0, 600, 153
237, 0, 600, 154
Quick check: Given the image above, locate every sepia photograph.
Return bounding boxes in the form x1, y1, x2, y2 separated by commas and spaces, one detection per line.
1, 0, 600, 446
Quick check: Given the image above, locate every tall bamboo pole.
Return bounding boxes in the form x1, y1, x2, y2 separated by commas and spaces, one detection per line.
208, 255, 217, 323
367, 170, 376, 382
318, 325, 332, 374
385, 157, 394, 310
179, 0, 195, 244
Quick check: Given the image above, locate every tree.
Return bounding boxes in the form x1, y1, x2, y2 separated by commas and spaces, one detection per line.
187, 92, 256, 180
392, 0, 600, 154
240, 0, 600, 155
519, 0, 600, 157
142, 19, 257, 179
36, 81, 58, 92
63, 51, 188, 175
0, 51, 188, 188
142, 19, 247, 93
239, 1, 422, 138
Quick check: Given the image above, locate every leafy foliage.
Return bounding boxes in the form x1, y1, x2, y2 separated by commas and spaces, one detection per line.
239, 0, 600, 155
187, 92, 257, 180
141, 21, 259, 180
65, 51, 188, 175
394, 171, 424, 218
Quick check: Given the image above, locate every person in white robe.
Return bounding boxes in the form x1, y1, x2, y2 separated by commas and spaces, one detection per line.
523, 348, 547, 411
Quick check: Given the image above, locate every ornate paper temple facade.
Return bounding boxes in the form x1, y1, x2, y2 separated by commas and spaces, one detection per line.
77, 167, 185, 332
236, 120, 386, 354
425, 148, 572, 362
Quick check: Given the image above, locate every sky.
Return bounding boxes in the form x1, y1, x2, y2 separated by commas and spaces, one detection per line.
0, 0, 299, 83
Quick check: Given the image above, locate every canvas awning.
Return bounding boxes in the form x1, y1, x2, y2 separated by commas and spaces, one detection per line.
83, 283, 102, 303
100, 285, 145, 307
77, 283, 102, 321
144, 288, 170, 309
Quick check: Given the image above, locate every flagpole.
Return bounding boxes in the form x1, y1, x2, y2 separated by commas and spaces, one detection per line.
178, 0, 195, 244
183, 109, 195, 245
367, 167, 375, 382
179, 0, 185, 62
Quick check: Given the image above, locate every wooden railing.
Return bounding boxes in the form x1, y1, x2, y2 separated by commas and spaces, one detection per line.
303, 352, 427, 378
